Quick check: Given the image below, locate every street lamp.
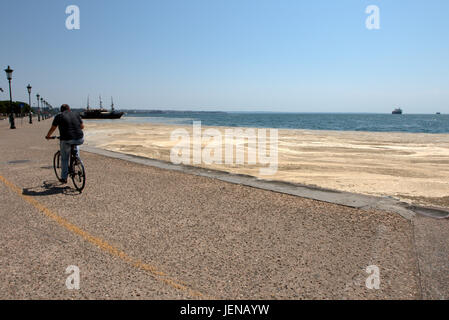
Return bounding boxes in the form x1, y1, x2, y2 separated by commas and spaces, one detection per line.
27, 84, 32, 124
4, 66, 15, 129
40, 97, 44, 119
37, 94, 40, 121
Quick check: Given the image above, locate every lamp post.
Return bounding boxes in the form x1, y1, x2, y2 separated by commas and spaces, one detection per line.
4, 66, 15, 129
27, 84, 32, 124
40, 97, 44, 119
37, 94, 40, 121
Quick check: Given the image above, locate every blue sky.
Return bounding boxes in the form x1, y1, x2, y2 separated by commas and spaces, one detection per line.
0, 0, 448, 113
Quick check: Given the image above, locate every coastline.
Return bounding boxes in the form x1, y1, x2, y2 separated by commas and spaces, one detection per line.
84, 121, 449, 208
3, 119, 438, 299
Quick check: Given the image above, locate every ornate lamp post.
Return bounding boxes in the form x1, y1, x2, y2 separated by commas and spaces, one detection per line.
27, 84, 32, 124
37, 94, 41, 121
4, 66, 15, 129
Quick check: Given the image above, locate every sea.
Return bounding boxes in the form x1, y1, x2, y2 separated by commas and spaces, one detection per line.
90, 112, 449, 134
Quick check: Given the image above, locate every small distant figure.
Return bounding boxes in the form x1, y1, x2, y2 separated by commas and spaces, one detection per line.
45, 104, 84, 184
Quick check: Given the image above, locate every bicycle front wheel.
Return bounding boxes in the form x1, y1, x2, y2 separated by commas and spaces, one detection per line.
71, 158, 86, 192
53, 151, 62, 181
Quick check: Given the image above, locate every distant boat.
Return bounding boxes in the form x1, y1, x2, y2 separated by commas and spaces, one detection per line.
81, 95, 124, 119
392, 108, 403, 114
436, 112, 441, 115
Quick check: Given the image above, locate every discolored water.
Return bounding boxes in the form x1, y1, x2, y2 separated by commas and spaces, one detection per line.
88, 112, 449, 134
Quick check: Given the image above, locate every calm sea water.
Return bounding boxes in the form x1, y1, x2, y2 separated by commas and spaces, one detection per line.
93, 112, 449, 134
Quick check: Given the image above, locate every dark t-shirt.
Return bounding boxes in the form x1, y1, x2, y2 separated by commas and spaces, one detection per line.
52, 111, 84, 141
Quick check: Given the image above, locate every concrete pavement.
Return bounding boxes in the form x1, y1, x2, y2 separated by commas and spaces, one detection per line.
0, 119, 447, 299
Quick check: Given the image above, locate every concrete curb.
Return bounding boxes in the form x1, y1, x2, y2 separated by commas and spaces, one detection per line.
80, 145, 424, 220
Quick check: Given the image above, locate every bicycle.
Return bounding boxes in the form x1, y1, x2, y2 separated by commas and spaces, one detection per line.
50, 137, 86, 192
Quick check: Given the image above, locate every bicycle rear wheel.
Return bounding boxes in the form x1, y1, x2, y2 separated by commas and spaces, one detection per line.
53, 151, 62, 181
71, 157, 86, 192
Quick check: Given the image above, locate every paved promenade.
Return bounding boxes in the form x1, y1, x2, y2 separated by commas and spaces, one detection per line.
0, 119, 447, 299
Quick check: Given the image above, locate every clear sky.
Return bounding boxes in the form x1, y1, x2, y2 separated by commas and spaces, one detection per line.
0, 0, 448, 113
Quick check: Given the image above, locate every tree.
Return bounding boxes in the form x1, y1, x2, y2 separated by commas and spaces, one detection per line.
0, 101, 31, 114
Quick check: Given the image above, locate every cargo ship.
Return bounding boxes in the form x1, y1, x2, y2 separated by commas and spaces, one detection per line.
80, 96, 124, 119
392, 108, 403, 114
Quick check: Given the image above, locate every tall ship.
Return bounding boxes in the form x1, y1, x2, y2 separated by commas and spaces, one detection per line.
392, 107, 403, 114
80, 95, 124, 119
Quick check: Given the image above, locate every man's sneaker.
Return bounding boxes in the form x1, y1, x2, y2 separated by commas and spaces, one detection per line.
59, 178, 68, 184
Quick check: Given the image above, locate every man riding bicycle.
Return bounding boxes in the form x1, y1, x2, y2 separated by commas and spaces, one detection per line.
45, 104, 84, 184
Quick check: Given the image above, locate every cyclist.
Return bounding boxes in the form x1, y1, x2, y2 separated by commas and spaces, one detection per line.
45, 104, 84, 183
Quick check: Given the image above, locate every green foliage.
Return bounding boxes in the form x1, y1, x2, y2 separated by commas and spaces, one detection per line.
0, 100, 31, 114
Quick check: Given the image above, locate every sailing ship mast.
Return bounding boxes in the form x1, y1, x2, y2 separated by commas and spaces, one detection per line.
80, 93, 124, 119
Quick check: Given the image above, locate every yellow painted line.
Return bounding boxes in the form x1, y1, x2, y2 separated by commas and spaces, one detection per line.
0, 174, 207, 298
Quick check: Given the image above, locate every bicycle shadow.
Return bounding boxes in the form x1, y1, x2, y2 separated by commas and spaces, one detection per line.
22, 180, 80, 197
